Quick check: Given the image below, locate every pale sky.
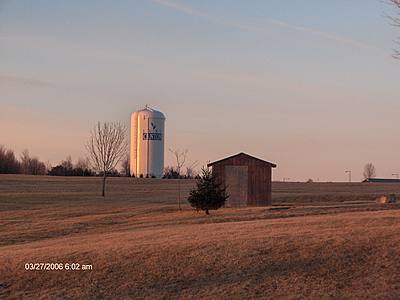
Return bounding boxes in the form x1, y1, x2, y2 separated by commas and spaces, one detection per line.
1, 0, 400, 182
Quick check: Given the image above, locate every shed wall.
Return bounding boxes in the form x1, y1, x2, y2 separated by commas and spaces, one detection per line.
210, 154, 272, 206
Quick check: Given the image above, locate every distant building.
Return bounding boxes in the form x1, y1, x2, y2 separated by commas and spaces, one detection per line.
208, 152, 276, 207
363, 178, 400, 183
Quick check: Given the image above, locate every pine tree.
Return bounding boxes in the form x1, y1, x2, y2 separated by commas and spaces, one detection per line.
187, 167, 228, 215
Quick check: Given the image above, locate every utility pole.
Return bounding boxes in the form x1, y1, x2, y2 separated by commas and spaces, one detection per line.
178, 175, 181, 211
345, 170, 352, 183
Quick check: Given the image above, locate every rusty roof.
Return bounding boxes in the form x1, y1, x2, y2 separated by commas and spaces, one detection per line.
207, 152, 277, 168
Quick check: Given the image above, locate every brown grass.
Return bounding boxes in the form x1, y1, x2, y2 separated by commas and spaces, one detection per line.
1, 175, 400, 299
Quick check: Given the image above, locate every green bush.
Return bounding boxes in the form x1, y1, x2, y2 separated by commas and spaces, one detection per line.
187, 167, 228, 215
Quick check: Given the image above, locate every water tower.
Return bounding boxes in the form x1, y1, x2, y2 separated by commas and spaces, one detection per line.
130, 106, 166, 178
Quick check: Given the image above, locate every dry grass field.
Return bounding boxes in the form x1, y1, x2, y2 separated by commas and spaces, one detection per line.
1, 175, 400, 299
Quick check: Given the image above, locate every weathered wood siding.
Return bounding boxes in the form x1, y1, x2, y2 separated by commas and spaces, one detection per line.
225, 166, 248, 207
209, 153, 273, 207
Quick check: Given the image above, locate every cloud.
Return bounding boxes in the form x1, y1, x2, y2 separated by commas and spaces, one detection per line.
151, 0, 385, 54
0, 75, 53, 88
265, 19, 384, 53
151, 0, 270, 33
152, 0, 207, 18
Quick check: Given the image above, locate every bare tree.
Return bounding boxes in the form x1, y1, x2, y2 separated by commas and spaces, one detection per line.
389, 0, 400, 58
363, 163, 377, 180
61, 155, 73, 173
0, 145, 20, 174
121, 154, 130, 177
75, 157, 90, 170
20, 149, 30, 174
19, 149, 46, 175
29, 158, 46, 175
169, 148, 188, 177
185, 160, 198, 179
75, 157, 92, 176
86, 122, 127, 196
45, 161, 52, 174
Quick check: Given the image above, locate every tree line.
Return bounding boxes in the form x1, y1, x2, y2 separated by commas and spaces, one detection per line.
0, 145, 126, 176
0, 143, 198, 179
0, 146, 46, 175
47, 156, 94, 176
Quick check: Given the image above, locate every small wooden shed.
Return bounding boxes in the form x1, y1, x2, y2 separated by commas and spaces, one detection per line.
207, 152, 276, 207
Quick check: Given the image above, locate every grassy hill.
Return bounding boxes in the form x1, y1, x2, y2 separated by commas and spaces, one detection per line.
1, 175, 400, 299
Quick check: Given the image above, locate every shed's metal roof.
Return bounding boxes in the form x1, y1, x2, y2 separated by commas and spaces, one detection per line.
207, 152, 276, 168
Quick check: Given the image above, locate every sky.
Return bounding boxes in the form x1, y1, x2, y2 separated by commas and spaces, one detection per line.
1, 0, 400, 182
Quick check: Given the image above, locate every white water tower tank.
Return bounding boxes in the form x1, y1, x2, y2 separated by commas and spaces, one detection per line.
130, 106, 166, 178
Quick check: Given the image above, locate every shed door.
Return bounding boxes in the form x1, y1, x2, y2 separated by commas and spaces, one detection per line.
225, 166, 248, 207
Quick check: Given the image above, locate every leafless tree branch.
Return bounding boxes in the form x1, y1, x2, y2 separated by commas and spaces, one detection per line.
388, 0, 400, 58
363, 163, 377, 180
169, 148, 188, 176
86, 122, 128, 196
